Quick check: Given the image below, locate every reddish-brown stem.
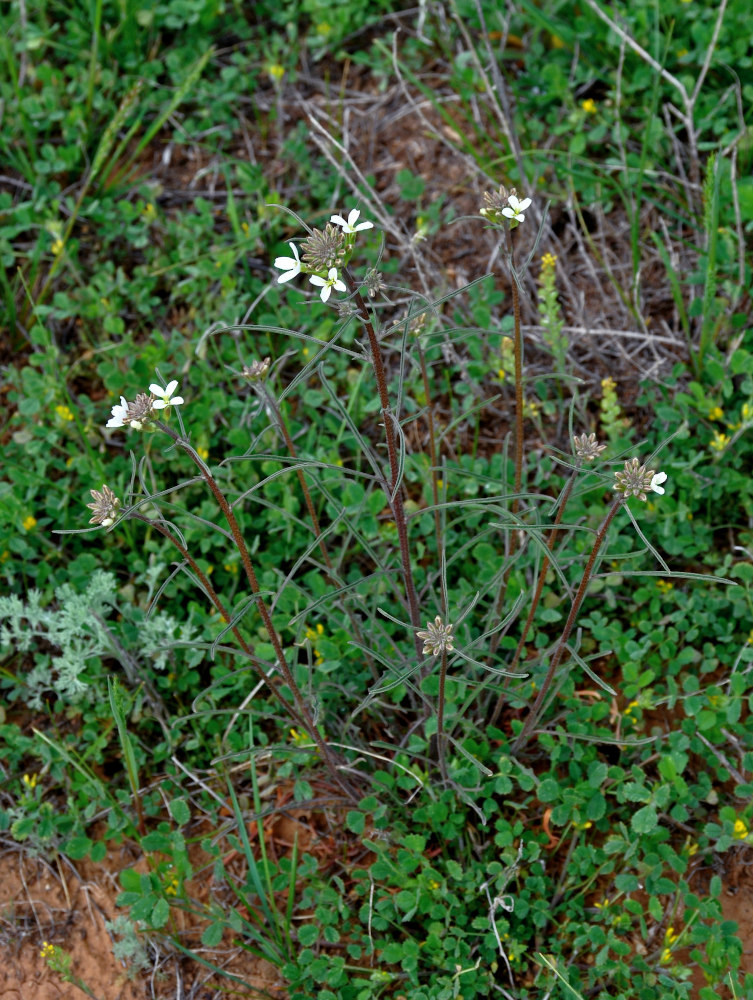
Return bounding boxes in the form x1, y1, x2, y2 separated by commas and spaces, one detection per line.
342, 270, 422, 652
436, 646, 449, 782
417, 341, 442, 560
489, 234, 524, 660
260, 385, 333, 572
129, 511, 306, 730
258, 384, 378, 680
154, 422, 355, 799
510, 236, 524, 509
511, 496, 624, 754
489, 470, 578, 726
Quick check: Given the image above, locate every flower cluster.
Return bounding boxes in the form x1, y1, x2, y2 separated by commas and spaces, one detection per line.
480, 186, 532, 229
573, 432, 607, 462
613, 458, 667, 502
106, 380, 183, 431
416, 615, 455, 657
86, 485, 120, 527
273, 207, 373, 303
242, 357, 271, 382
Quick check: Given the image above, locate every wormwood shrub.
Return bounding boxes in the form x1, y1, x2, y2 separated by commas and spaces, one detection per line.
0, 569, 200, 710
64, 192, 752, 997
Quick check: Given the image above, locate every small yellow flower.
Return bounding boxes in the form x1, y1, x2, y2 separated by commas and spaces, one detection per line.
573, 820, 592, 831
40, 941, 55, 960
656, 579, 674, 594
664, 926, 679, 945
223, 561, 239, 574
624, 700, 640, 717
316, 21, 331, 35
51, 238, 64, 256
55, 404, 74, 422
428, 879, 441, 890
742, 402, 753, 422
733, 818, 748, 839
142, 203, 157, 222
594, 898, 611, 909
305, 623, 324, 642
22, 515, 37, 531
708, 405, 723, 420
661, 947, 673, 963
0, 550, 9, 563
710, 430, 729, 452
197, 446, 209, 460
541, 252, 557, 270
581, 98, 597, 114
268, 63, 285, 82
747, 629, 753, 645
290, 728, 311, 746
684, 841, 699, 856
677, 47, 689, 57
601, 376, 617, 393
241, 221, 250, 234
163, 868, 180, 896
23, 773, 39, 790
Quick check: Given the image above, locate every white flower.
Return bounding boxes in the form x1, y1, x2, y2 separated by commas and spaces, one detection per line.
330, 208, 373, 234
309, 267, 346, 303
149, 380, 184, 410
273, 242, 302, 283
650, 471, 668, 495
501, 194, 532, 224
106, 396, 129, 428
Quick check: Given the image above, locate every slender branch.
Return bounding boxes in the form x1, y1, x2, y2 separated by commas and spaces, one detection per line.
154, 421, 355, 799
489, 233, 525, 658
416, 340, 443, 560
511, 496, 624, 754
342, 269, 422, 653
489, 470, 578, 726
436, 646, 449, 782
128, 511, 306, 730
259, 384, 333, 571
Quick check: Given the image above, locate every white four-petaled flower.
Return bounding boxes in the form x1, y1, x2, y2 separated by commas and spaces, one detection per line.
106, 396, 129, 428
501, 194, 532, 224
650, 471, 668, 495
150, 380, 184, 410
330, 208, 373, 234
309, 267, 346, 303
273, 242, 302, 283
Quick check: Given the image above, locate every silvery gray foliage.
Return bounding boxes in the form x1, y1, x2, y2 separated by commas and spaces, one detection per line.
0, 570, 194, 708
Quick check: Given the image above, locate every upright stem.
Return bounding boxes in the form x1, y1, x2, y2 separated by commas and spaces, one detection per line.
435, 647, 449, 782
489, 235, 524, 659
129, 512, 306, 731
259, 383, 378, 680
511, 496, 624, 755
343, 270, 422, 653
489, 470, 577, 726
510, 238, 525, 509
260, 385, 333, 572
417, 341, 443, 560
156, 421, 355, 799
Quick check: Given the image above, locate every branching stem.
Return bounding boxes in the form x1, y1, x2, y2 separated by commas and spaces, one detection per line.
511, 496, 624, 754
343, 269, 422, 654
